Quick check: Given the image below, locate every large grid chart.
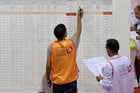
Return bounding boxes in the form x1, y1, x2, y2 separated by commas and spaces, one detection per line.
0, 0, 113, 93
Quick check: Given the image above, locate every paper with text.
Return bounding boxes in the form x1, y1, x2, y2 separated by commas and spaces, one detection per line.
83, 56, 108, 76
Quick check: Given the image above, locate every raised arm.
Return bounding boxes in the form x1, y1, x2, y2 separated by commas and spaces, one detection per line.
73, 7, 83, 39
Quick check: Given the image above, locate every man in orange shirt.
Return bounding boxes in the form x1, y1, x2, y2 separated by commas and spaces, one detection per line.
46, 7, 83, 93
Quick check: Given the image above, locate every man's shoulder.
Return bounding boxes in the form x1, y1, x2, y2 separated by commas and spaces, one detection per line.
121, 56, 130, 60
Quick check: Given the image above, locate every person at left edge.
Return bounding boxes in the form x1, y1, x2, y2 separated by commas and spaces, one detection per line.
46, 7, 83, 93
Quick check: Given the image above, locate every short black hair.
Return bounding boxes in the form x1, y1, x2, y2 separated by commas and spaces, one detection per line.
135, 5, 140, 11
106, 39, 119, 52
54, 24, 66, 39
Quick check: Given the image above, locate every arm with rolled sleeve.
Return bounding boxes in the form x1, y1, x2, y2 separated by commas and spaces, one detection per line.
99, 63, 113, 91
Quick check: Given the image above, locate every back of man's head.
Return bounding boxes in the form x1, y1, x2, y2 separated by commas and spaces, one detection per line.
54, 24, 66, 40
106, 39, 119, 53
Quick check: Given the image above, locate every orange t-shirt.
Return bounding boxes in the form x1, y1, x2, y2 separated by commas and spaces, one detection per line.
51, 39, 79, 84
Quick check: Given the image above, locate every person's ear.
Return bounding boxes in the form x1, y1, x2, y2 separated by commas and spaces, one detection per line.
65, 31, 67, 37
106, 48, 111, 56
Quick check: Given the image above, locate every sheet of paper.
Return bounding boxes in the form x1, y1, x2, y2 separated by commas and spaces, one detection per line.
83, 56, 108, 76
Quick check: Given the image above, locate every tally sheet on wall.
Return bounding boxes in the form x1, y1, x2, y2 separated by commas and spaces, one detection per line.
0, 0, 113, 93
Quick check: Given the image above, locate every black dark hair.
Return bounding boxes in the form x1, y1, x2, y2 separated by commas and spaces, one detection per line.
54, 24, 66, 40
135, 5, 140, 11
106, 39, 119, 52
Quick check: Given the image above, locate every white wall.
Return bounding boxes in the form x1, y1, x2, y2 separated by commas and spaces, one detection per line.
0, 0, 130, 93
113, 0, 130, 57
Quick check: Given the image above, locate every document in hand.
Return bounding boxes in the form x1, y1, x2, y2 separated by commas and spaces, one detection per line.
83, 56, 108, 76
